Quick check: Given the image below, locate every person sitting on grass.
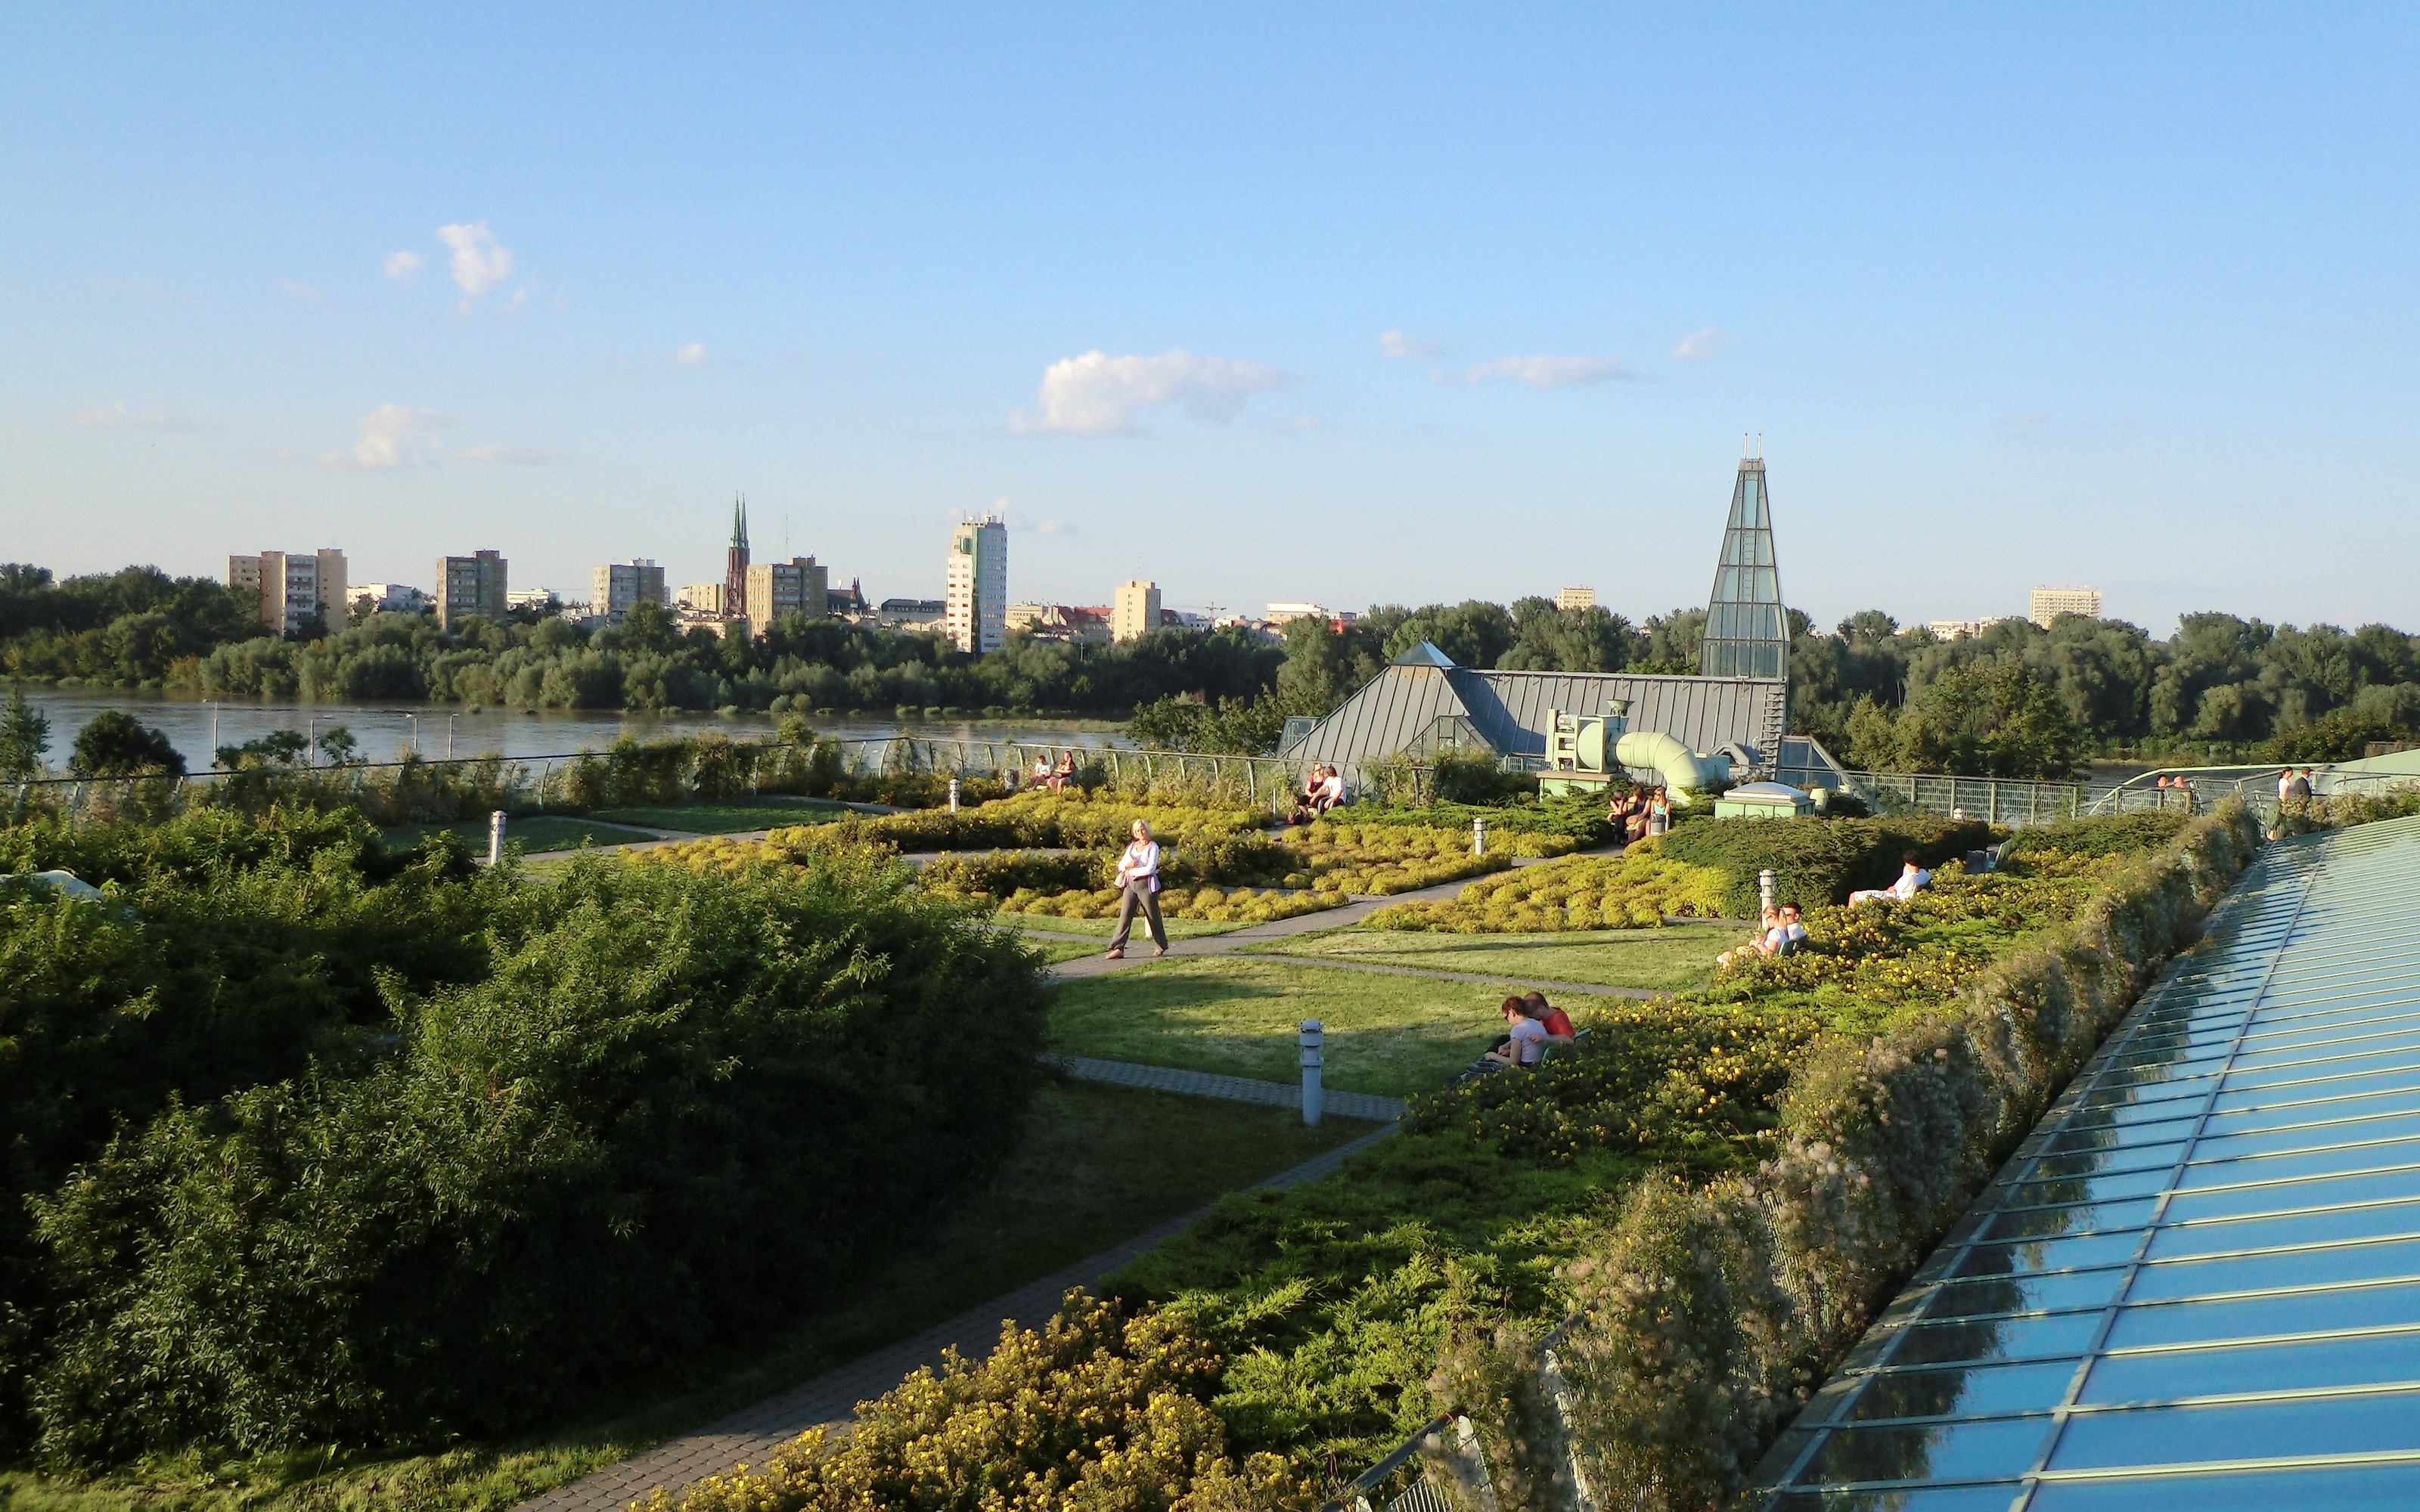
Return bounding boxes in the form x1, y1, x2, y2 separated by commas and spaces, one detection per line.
1525, 990, 1577, 1049
1717, 907, 1788, 969
1478, 996, 1549, 1070
1775, 903, 1807, 954
1848, 854, 1932, 907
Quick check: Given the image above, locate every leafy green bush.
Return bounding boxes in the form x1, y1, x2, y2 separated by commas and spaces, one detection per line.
649, 1291, 1314, 1512
1329, 792, 1611, 846
1653, 814, 1993, 916
7, 816, 1050, 1464
921, 847, 1110, 897
2006, 810, 2189, 858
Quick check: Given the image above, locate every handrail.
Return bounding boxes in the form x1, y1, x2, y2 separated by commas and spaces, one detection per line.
1315, 1414, 1454, 1512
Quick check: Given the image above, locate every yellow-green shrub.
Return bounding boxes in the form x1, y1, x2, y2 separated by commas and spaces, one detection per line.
1365, 850, 1729, 932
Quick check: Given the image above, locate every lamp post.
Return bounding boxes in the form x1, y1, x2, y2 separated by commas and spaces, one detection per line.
203, 699, 219, 766
447, 714, 456, 761
1298, 1020, 1324, 1127
405, 713, 417, 756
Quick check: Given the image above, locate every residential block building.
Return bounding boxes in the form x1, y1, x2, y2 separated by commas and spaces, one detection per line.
679, 582, 728, 615
1556, 586, 1597, 612
945, 516, 1007, 654
745, 556, 830, 628
1112, 580, 1162, 642
2028, 586, 2103, 627
435, 551, 509, 630
228, 548, 347, 634
1005, 603, 1109, 643
1927, 616, 2020, 640
591, 560, 669, 625
352, 581, 430, 615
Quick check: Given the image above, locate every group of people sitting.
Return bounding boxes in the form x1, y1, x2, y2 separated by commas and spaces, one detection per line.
1026, 750, 1078, 792
1717, 902, 1807, 968
1289, 764, 1344, 824
1607, 785, 1671, 844
1464, 991, 1578, 1076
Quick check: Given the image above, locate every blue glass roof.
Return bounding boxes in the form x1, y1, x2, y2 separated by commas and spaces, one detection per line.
1750, 814, 2420, 1510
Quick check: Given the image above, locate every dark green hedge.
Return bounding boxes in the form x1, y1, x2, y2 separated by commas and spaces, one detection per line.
2006, 811, 2189, 857
1655, 814, 1994, 916
1, 809, 1050, 1464
1329, 793, 1611, 844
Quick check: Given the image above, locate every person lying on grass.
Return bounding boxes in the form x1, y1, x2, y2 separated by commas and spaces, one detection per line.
1849, 853, 1932, 907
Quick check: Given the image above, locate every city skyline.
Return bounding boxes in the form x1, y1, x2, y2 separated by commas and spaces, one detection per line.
6, 8, 2417, 635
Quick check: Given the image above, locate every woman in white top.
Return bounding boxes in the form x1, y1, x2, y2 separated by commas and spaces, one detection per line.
1104, 819, 1168, 959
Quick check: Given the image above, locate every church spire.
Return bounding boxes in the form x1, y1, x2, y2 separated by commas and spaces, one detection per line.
731, 494, 750, 551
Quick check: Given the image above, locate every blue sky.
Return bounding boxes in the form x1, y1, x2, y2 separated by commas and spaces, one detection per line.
5, 5, 2415, 635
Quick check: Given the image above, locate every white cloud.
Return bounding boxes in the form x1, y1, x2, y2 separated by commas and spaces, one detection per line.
383, 250, 424, 279
281, 280, 322, 300
1010, 349, 1291, 435
460, 444, 560, 465
435, 221, 513, 296
1379, 329, 1444, 359
1459, 354, 1640, 388
672, 342, 709, 365
72, 403, 201, 431
342, 404, 446, 469
1670, 327, 1728, 361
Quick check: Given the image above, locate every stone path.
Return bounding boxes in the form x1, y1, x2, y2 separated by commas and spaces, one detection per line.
514, 1123, 1398, 1512
1046, 1052, 1409, 1121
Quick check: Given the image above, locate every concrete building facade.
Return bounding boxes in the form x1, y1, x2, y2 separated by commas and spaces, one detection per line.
228, 548, 347, 634
2028, 586, 2103, 627
679, 582, 728, 615
591, 560, 669, 625
945, 516, 1007, 654
435, 551, 509, 630
1112, 580, 1162, 642
1556, 586, 1597, 612
745, 556, 830, 627
352, 581, 430, 615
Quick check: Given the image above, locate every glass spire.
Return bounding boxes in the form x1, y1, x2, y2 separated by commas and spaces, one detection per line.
1699, 452, 1789, 680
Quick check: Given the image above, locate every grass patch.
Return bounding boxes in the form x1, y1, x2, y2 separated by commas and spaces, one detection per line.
588, 798, 852, 834
0, 1080, 1358, 1512
1243, 923, 1737, 992
1050, 957, 1522, 1097
995, 911, 1251, 940
377, 815, 658, 854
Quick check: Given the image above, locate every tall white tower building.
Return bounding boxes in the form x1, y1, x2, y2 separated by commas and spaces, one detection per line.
945, 516, 1007, 653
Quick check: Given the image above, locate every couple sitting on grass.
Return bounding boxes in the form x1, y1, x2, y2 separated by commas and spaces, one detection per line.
1717, 903, 1807, 969
1464, 991, 1576, 1077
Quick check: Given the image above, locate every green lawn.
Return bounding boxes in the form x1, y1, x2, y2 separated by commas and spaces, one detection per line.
994, 910, 1252, 940
1243, 923, 1739, 992
0, 1080, 1357, 1512
1050, 956, 1527, 1096
586, 797, 853, 834
1028, 937, 1106, 965
380, 815, 659, 854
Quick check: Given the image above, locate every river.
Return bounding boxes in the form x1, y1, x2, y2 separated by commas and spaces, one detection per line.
10, 689, 1134, 772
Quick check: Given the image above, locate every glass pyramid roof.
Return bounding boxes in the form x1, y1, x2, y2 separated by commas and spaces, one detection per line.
1701, 455, 1789, 680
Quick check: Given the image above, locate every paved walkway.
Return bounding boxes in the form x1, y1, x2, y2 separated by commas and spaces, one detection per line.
1046, 1052, 1409, 1121
515, 1122, 1398, 1512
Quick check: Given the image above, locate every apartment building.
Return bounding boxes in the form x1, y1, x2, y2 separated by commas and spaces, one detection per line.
2028, 586, 2103, 628
1112, 580, 1162, 642
228, 548, 348, 634
1556, 586, 1597, 612
433, 551, 508, 630
944, 517, 1007, 654
744, 556, 830, 627
591, 559, 669, 625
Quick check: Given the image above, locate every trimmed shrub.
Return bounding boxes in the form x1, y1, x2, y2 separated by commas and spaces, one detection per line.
1367, 850, 1729, 932
2006, 810, 2188, 858
1654, 815, 1993, 916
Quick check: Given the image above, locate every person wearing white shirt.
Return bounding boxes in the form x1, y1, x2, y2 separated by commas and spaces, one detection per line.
1103, 820, 1168, 959
1849, 854, 1932, 907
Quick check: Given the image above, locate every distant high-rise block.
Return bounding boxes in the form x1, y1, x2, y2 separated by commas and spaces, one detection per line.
2028, 586, 2102, 628
1112, 580, 1162, 642
1556, 586, 1596, 612
591, 560, 668, 624
228, 548, 347, 634
435, 551, 509, 630
945, 517, 1007, 654
746, 556, 830, 629
679, 582, 728, 615
1700, 454, 1789, 680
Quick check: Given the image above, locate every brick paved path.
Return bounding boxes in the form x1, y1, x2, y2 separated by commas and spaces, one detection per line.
513, 1123, 1397, 1512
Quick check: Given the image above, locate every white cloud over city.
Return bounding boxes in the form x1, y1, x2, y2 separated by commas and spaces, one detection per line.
1379, 328, 1444, 358
672, 342, 709, 365
436, 221, 514, 296
1010, 349, 1292, 435
1458, 354, 1640, 388
337, 403, 446, 469
383, 249, 423, 279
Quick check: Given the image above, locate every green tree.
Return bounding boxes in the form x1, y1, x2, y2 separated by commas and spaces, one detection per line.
1895, 662, 2083, 778
70, 711, 187, 777
1, 684, 51, 778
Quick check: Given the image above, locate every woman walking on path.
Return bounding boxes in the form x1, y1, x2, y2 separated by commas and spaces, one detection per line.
1103, 819, 1168, 959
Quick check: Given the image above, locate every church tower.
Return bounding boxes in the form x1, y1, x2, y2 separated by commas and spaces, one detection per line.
725, 495, 751, 621
1699, 442, 1789, 680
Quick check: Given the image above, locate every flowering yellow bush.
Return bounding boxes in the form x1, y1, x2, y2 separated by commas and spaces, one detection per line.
999, 883, 1348, 925
1364, 850, 1729, 932
634, 825, 901, 878
647, 1291, 1317, 1512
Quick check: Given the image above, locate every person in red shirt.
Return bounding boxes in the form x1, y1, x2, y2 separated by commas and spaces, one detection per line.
1524, 991, 1576, 1047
